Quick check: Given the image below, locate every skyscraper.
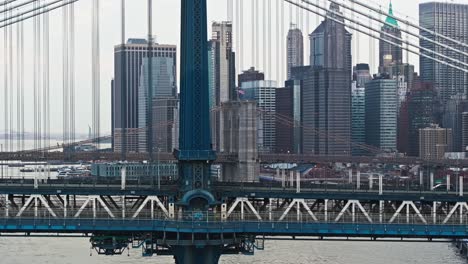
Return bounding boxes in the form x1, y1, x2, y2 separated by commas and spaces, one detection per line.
420, 2, 468, 102
287, 24, 304, 80
352, 64, 372, 156
442, 97, 468, 152
209, 21, 236, 152
276, 82, 301, 154
379, 1, 403, 70
137, 57, 178, 153
310, 3, 352, 72
210, 21, 236, 103
365, 75, 398, 152
112, 39, 177, 153
407, 82, 436, 156
303, 3, 352, 155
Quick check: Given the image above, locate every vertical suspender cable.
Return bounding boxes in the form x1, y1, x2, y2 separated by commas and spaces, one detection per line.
262, 0, 265, 74
368, 8, 373, 72
33, 1, 37, 150
147, 0, 153, 159
267, 0, 271, 80
16, 11, 20, 151
8, 7, 12, 151
255, 0, 258, 70
281, 0, 285, 83
92, 0, 100, 149
43, 3, 49, 150
70, 1, 75, 145
38, 0, 42, 151
120, 0, 126, 158
63, 0, 69, 147
276, 0, 279, 84
3, 6, 7, 152
251, 0, 254, 68
239, 0, 243, 72
306, 1, 310, 65
20, 15, 24, 151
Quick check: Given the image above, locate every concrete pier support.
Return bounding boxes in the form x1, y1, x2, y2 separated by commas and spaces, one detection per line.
173, 246, 222, 264
348, 168, 353, 184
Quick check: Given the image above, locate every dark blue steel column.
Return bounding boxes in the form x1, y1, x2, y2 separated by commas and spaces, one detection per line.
174, 1, 221, 262
177, 0, 216, 197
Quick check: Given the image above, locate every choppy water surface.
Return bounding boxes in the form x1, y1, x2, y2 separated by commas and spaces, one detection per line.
0, 237, 465, 264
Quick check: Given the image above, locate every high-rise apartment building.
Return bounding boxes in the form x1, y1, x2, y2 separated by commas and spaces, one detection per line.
365, 75, 398, 152
287, 25, 304, 80
209, 21, 236, 152
419, 124, 452, 159
420, 2, 468, 102
240, 80, 277, 153
112, 39, 177, 153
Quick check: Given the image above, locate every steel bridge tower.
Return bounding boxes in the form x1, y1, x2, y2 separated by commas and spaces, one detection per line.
174, 0, 220, 262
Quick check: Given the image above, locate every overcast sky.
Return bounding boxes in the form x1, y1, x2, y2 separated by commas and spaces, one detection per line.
0, 0, 463, 137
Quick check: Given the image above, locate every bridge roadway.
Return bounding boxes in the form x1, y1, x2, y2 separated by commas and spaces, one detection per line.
0, 151, 467, 167
0, 180, 467, 257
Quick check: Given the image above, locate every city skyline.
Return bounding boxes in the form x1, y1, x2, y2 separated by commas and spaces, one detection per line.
0, 0, 434, 135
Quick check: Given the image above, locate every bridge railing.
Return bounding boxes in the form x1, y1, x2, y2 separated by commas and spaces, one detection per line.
3, 209, 468, 227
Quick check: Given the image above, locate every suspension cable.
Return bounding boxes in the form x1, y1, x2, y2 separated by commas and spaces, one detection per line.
322, 0, 468, 60
286, 0, 468, 73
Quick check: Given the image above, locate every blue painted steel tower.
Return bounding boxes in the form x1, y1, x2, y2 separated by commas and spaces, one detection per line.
174, 1, 222, 262
177, 0, 217, 208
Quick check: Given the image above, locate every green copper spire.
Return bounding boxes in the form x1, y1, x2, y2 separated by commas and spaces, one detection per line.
385, 1, 399, 27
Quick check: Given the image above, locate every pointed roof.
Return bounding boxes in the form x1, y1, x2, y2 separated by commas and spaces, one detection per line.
385, 1, 399, 27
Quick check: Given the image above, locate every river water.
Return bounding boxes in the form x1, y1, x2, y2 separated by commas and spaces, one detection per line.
0, 237, 465, 263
